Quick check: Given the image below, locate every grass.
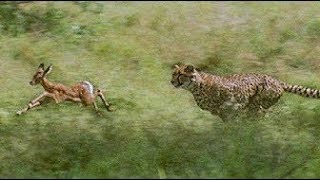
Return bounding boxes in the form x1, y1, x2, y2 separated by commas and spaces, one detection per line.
1, 1, 320, 178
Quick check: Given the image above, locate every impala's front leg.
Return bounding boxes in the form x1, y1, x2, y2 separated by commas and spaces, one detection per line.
30, 91, 49, 104
16, 101, 42, 115
16, 92, 56, 115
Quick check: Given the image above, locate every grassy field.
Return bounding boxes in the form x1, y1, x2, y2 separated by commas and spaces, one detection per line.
1, 1, 320, 178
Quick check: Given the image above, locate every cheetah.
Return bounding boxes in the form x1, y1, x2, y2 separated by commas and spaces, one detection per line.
171, 64, 320, 121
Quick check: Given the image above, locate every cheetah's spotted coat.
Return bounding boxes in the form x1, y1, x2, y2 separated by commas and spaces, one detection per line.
171, 64, 320, 121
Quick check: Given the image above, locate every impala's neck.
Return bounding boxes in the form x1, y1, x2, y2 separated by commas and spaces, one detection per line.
40, 78, 55, 92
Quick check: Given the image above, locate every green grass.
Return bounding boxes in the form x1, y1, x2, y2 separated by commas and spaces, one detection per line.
1, 1, 320, 178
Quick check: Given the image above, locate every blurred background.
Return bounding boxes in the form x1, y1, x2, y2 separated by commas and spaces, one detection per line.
0, 1, 320, 178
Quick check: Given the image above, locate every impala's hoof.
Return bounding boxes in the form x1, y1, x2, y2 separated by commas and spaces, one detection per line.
16, 111, 23, 116
107, 106, 115, 112
95, 110, 102, 117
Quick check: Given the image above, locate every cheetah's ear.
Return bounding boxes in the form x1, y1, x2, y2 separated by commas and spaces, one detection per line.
185, 65, 195, 73
174, 64, 179, 69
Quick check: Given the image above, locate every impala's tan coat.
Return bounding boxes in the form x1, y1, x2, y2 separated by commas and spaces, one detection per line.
17, 63, 112, 115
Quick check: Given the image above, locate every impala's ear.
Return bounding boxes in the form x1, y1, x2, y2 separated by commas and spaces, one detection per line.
185, 65, 195, 73
43, 64, 52, 76
38, 63, 45, 70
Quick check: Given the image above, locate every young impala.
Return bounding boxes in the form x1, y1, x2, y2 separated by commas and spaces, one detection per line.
16, 63, 113, 115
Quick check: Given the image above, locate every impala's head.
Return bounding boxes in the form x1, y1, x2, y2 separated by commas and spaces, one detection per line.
171, 64, 200, 89
29, 63, 52, 86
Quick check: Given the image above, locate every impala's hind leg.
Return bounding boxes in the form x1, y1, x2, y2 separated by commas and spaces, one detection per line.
92, 101, 103, 116
95, 89, 112, 111
92, 101, 99, 111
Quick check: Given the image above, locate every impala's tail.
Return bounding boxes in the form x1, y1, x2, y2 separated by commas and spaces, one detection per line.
283, 83, 320, 98
82, 81, 94, 95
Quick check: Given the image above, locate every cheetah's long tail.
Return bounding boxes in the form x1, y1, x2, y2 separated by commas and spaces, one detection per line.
283, 83, 320, 98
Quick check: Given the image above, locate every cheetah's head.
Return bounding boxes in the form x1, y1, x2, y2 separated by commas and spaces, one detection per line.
171, 64, 200, 89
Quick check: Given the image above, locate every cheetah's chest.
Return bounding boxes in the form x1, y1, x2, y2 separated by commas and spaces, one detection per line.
192, 88, 224, 109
